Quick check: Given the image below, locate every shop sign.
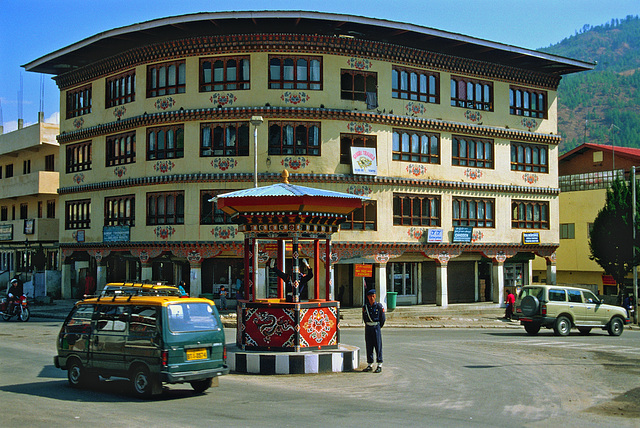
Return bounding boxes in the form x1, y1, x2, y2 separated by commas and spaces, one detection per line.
350, 147, 377, 175
23, 219, 34, 235
103, 225, 130, 242
427, 228, 443, 243
452, 226, 473, 243
0, 224, 13, 241
355, 264, 373, 277
522, 232, 540, 244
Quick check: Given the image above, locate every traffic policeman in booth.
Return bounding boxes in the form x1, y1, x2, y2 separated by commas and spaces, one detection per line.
362, 288, 385, 373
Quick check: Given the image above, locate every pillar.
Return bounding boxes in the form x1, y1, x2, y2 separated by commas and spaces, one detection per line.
277, 239, 285, 299
325, 238, 332, 300
375, 263, 388, 310
96, 261, 107, 292
492, 261, 505, 305
436, 262, 448, 308
61, 261, 72, 299
190, 262, 202, 297
292, 236, 300, 303
313, 239, 320, 300
546, 260, 557, 285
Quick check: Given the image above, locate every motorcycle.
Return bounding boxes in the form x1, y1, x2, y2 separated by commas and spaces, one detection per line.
0, 294, 30, 322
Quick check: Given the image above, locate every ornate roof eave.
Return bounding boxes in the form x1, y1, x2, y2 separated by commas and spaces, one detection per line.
58, 171, 560, 196
57, 106, 562, 146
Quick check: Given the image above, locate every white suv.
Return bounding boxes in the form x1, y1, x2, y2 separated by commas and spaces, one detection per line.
515, 285, 627, 336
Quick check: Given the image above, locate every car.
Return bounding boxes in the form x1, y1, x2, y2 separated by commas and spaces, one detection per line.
54, 294, 229, 397
100, 282, 184, 297
514, 284, 628, 336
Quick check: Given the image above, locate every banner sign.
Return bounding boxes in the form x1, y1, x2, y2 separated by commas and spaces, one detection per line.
350, 147, 377, 176
522, 232, 540, 244
355, 264, 373, 277
103, 226, 130, 242
0, 224, 12, 241
427, 228, 443, 243
452, 226, 473, 243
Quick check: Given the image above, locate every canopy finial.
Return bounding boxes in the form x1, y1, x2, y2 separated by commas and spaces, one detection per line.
282, 169, 289, 184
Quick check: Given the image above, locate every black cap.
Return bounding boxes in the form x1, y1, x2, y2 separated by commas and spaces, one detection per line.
367, 289, 376, 295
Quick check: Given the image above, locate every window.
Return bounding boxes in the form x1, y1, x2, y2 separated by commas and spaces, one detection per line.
512, 200, 550, 229
560, 223, 575, 239
0, 207, 7, 221
393, 193, 440, 226
47, 200, 55, 219
392, 66, 439, 103
0, 166, 2, 179
452, 197, 495, 228
66, 84, 92, 119
200, 56, 250, 92
5, 164, 13, 178
511, 142, 548, 173
38, 201, 43, 219
147, 60, 186, 97
392, 129, 440, 164
568, 289, 582, 303
388, 262, 418, 296
452, 136, 493, 168
65, 199, 91, 230
450, 76, 493, 111
147, 125, 184, 160
96, 305, 128, 332
147, 191, 184, 225
105, 194, 135, 226
66, 141, 92, 173
19, 203, 27, 220
200, 190, 237, 225
23, 160, 31, 174
510, 86, 547, 118
341, 200, 377, 231
549, 289, 566, 302
129, 306, 158, 336
340, 134, 377, 165
106, 132, 136, 166
45, 155, 55, 172
341, 69, 377, 107
268, 121, 321, 156
201, 122, 250, 157
268, 55, 322, 90
106, 69, 136, 107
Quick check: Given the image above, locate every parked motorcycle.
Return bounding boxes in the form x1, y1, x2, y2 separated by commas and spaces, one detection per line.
0, 294, 30, 322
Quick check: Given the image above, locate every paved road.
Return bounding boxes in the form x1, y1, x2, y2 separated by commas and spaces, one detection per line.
1, 318, 639, 427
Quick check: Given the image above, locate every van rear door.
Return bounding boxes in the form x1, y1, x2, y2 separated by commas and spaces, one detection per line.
90, 305, 128, 372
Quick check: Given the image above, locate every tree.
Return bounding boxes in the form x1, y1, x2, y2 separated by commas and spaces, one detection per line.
589, 178, 640, 293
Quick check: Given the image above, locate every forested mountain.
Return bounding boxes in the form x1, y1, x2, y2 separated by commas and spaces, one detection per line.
539, 15, 640, 153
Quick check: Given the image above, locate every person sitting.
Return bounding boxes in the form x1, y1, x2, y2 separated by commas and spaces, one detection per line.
269, 258, 313, 302
7, 278, 23, 314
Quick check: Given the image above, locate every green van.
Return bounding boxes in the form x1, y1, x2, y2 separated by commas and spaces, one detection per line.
54, 295, 229, 397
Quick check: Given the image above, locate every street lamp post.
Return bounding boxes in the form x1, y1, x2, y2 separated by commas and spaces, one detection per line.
250, 116, 264, 188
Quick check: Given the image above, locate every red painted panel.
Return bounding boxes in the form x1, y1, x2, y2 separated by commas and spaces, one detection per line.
244, 307, 296, 348
299, 307, 338, 348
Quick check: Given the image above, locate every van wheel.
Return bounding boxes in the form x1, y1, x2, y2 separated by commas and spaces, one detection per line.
578, 327, 592, 335
190, 378, 213, 394
554, 316, 571, 336
67, 359, 87, 388
608, 317, 624, 336
523, 322, 541, 335
131, 366, 153, 398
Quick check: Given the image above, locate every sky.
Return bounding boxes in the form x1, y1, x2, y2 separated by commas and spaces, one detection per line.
0, 0, 639, 133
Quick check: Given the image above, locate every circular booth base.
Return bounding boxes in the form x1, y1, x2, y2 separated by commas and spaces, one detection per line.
227, 344, 360, 375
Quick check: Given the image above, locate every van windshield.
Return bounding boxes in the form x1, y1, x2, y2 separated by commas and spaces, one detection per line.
167, 302, 219, 332
519, 287, 544, 300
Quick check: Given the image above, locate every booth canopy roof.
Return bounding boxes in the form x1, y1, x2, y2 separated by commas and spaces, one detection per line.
214, 183, 368, 216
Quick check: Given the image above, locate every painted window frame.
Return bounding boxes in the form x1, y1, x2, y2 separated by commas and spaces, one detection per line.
340, 133, 377, 165
268, 55, 322, 90
146, 191, 185, 226
510, 142, 548, 173
392, 65, 439, 103
66, 84, 92, 119
200, 122, 250, 157
147, 60, 186, 97
509, 85, 547, 119
393, 193, 441, 226
341, 200, 377, 231
450, 76, 493, 111
106, 131, 136, 167
104, 194, 135, 227
452, 197, 495, 228
147, 124, 185, 160
512, 200, 550, 229
106, 69, 136, 108
66, 141, 92, 173
200, 56, 250, 92
65, 199, 91, 230
267, 121, 321, 156
452, 135, 494, 169
392, 129, 440, 164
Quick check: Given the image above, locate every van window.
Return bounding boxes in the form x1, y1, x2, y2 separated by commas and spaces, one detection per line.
582, 290, 599, 303
96, 305, 128, 331
567, 290, 582, 303
549, 289, 566, 302
167, 302, 219, 332
130, 306, 158, 336
65, 305, 94, 334
519, 287, 544, 300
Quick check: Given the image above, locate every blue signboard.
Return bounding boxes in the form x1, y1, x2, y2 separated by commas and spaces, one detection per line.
452, 226, 473, 243
103, 226, 130, 242
522, 232, 540, 244
427, 228, 443, 243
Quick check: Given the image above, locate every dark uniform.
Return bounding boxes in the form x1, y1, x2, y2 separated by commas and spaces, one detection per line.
363, 289, 385, 372
271, 261, 313, 302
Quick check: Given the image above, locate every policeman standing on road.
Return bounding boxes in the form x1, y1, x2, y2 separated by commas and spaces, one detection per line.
363, 289, 385, 373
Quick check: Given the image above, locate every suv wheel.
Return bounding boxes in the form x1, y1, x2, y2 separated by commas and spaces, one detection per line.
607, 317, 624, 336
520, 296, 540, 317
523, 322, 541, 335
554, 316, 571, 336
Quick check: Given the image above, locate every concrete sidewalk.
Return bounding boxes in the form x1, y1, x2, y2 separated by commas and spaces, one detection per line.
28, 298, 520, 329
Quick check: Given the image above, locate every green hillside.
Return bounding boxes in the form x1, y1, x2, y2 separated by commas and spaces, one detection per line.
539, 15, 640, 153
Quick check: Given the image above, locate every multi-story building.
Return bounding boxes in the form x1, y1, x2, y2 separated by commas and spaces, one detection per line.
0, 114, 60, 295
24, 11, 593, 306
532, 143, 640, 296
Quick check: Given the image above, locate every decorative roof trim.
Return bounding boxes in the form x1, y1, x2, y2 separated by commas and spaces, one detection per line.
58, 106, 561, 145
58, 171, 560, 196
